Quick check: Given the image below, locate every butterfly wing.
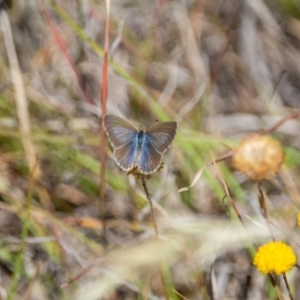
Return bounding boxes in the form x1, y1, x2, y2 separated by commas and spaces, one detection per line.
113, 141, 137, 172
103, 115, 138, 171
103, 115, 137, 149
146, 122, 177, 154
138, 121, 177, 174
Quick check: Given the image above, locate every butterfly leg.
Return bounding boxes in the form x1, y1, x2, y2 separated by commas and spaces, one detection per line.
158, 161, 164, 172
126, 166, 138, 176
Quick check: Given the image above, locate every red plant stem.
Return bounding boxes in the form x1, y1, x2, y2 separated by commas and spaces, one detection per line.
100, 1, 110, 234
265, 110, 300, 134
39, 0, 94, 105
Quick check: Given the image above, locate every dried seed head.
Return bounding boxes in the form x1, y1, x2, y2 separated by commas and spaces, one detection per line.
232, 134, 284, 181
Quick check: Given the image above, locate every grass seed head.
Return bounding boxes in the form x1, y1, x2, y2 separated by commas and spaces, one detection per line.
232, 134, 284, 181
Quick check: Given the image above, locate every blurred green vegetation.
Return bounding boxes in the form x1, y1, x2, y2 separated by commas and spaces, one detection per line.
0, 0, 299, 299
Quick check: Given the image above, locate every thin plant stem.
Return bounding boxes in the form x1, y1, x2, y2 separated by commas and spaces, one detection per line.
61, 258, 104, 288
257, 182, 275, 241
269, 274, 286, 300
2, 2, 52, 211
39, 0, 94, 105
141, 176, 158, 238
7, 163, 38, 299
258, 182, 293, 299
211, 153, 289, 300
0, 7, 39, 174
173, 289, 189, 300
47, 0, 170, 119
265, 110, 300, 134
100, 0, 110, 236
210, 152, 246, 228
140, 176, 171, 299
283, 273, 294, 300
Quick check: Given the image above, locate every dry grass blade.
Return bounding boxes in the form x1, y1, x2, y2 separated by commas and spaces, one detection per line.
0, 9, 39, 177
73, 218, 272, 300
39, 0, 94, 105
1, 1, 300, 299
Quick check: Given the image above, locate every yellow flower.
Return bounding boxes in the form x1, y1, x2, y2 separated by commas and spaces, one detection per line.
253, 241, 297, 275
232, 134, 284, 181
297, 212, 300, 227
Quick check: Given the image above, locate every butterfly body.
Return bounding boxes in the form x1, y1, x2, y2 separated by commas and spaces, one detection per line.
103, 115, 177, 175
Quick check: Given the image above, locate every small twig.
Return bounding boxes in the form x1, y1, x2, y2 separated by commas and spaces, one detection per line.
257, 182, 275, 241
172, 289, 189, 300
269, 274, 286, 300
141, 176, 170, 299
141, 176, 159, 238
270, 71, 286, 102
257, 183, 292, 299
210, 152, 246, 227
264, 110, 300, 134
207, 151, 233, 166
179, 151, 233, 193
61, 265, 94, 288
283, 273, 294, 300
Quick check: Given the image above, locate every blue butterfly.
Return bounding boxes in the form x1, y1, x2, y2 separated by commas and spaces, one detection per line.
103, 115, 177, 175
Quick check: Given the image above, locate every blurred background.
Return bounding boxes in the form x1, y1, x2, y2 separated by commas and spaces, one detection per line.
0, 0, 300, 299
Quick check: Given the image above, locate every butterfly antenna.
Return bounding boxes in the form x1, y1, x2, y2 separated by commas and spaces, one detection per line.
141, 176, 159, 238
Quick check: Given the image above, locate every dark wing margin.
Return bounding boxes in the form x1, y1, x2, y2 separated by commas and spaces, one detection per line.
103, 115, 137, 149
103, 115, 138, 171
114, 142, 137, 172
